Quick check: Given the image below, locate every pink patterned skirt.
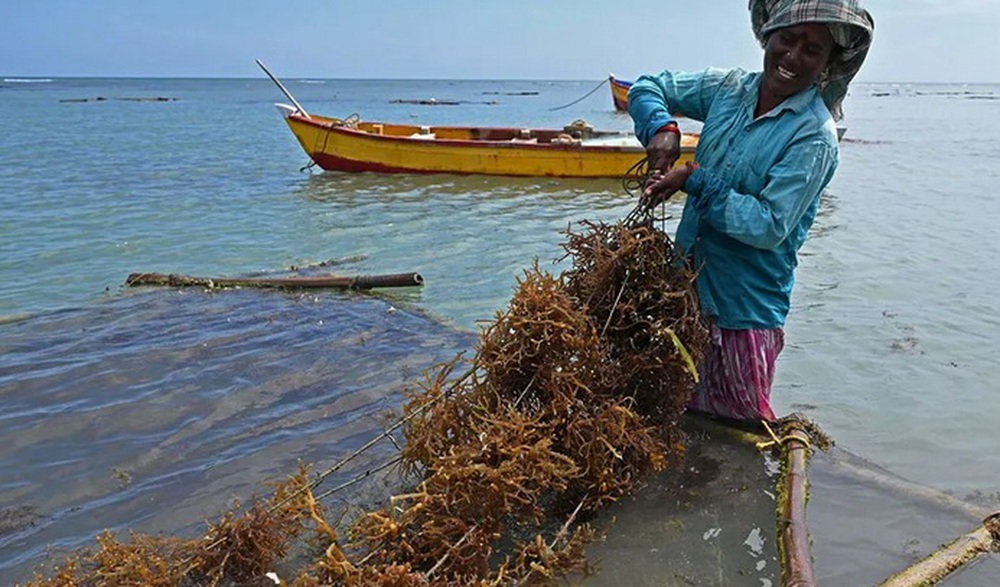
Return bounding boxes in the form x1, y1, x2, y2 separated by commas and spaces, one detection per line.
686, 325, 785, 422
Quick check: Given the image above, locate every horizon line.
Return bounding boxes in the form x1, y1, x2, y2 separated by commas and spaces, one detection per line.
3, 75, 997, 85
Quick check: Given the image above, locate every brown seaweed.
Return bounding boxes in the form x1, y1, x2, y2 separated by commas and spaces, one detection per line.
26, 214, 708, 586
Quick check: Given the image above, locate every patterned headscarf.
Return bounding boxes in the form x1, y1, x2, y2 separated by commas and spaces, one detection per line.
749, 0, 874, 121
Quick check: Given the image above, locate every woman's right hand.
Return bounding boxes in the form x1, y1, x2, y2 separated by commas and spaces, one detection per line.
646, 128, 681, 173
641, 163, 693, 209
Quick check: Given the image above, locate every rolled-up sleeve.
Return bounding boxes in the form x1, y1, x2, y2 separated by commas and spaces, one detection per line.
684, 138, 838, 250
628, 68, 733, 145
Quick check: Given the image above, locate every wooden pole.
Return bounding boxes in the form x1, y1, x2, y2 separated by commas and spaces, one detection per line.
876, 513, 1000, 586
125, 271, 423, 290
255, 59, 311, 118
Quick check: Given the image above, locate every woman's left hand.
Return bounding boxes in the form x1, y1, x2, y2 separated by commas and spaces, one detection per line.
641, 164, 694, 209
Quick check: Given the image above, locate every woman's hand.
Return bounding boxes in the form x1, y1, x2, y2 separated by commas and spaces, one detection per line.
646, 126, 681, 172
641, 163, 696, 209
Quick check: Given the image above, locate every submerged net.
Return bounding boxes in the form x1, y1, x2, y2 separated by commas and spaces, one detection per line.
27, 210, 709, 586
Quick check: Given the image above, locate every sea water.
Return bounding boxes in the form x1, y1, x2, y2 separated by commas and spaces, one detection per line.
2, 77, 999, 584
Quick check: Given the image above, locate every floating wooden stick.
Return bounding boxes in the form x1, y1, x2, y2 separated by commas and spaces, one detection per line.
125, 271, 423, 290
876, 513, 1000, 587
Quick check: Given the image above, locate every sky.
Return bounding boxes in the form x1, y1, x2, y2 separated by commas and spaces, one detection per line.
2, 0, 998, 83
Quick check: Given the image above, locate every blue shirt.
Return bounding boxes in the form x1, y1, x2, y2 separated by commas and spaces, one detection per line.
628, 68, 839, 330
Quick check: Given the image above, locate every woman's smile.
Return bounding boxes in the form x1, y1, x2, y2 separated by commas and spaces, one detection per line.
776, 65, 798, 80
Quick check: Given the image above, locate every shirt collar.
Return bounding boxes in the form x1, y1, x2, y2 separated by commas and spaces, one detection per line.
745, 73, 820, 120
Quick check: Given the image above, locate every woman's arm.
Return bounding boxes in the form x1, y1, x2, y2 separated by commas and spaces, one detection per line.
684, 138, 838, 250
628, 67, 736, 145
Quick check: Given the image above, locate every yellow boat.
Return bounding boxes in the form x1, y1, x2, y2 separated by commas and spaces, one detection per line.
276, 104, 698, 178
254, 60, 695, 178
276, 104, 697, 179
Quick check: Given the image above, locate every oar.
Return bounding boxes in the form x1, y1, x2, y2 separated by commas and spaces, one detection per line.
255, 58, 311, 119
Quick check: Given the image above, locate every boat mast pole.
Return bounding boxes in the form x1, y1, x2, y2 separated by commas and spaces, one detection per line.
255, 59, 311, 119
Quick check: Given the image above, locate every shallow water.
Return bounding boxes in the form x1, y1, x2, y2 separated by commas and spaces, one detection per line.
0, 289, 475, 577
2, 77, 999, 583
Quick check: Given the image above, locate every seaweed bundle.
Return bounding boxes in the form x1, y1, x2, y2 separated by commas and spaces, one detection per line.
26, 212, 709, 586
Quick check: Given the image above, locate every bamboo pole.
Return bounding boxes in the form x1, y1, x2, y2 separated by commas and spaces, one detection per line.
819, 450, 990, 522
125, 271, 423, 290
876, 513, 1000, 586
777, 427, 817, 587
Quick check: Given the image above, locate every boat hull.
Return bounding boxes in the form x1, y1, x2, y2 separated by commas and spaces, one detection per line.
280, 107, 696, 178
609, 75, 632, 113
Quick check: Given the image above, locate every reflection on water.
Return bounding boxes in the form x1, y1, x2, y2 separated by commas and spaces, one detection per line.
294, 170, 627, 207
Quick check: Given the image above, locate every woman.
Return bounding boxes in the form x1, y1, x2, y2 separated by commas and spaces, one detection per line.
628, 0, 874, 422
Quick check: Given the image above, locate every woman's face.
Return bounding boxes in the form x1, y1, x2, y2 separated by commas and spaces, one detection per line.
762, 23, 835, 100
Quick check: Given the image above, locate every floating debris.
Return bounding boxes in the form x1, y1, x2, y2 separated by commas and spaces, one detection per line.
59, 96, 178, 103
125, 271, 424, 291
389, 98, 499, 106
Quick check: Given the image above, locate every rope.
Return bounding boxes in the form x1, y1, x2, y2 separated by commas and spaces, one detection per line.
621, 156, 674, 232
312, 455, 403, 502
338, 113, 361, 128
299, 112, 361, 173
621, 156, 651, 200
269, 364, 476, 512
548, 78, 609, 111
756, 420, 812, 453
